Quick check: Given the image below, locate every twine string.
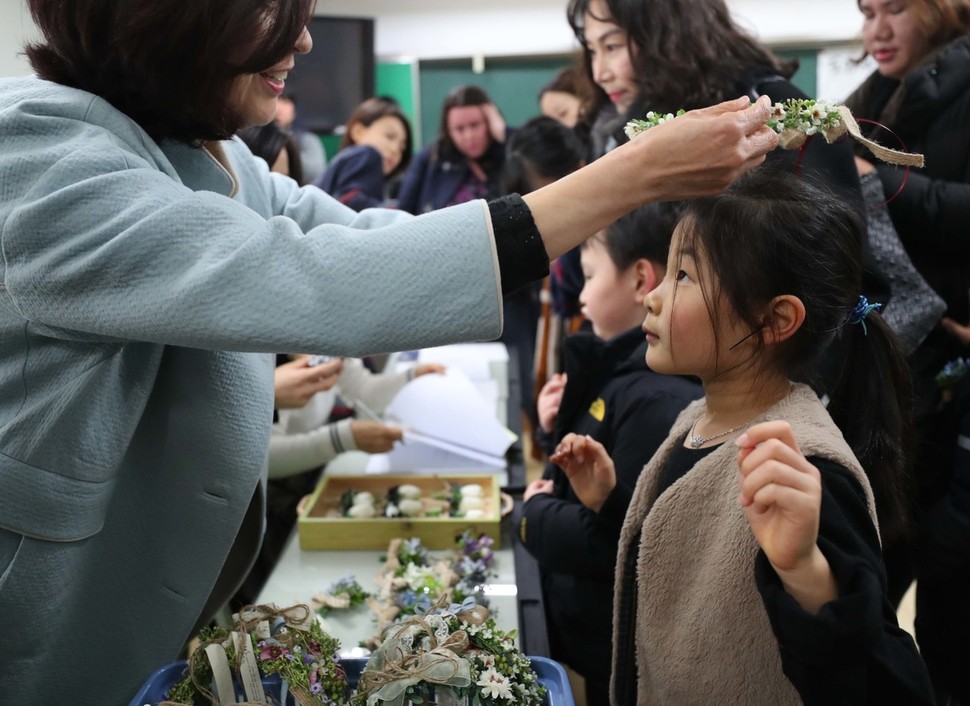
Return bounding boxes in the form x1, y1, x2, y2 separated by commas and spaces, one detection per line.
795, 135, 811, 177
235, 603, 313, 635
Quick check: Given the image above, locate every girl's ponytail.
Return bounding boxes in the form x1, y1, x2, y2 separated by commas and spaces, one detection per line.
827, 307, 914, 544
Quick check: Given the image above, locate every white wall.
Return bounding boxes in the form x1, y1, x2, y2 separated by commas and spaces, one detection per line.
0, 0, 38, 78
2, 1, 867, 78
818, 47, 877, 101
315, 0, 867, 60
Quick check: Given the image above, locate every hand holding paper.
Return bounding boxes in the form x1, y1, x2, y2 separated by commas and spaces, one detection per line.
367, 368, 514, 472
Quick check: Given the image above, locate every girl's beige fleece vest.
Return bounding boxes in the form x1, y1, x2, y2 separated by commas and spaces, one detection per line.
611, 383, 879, 705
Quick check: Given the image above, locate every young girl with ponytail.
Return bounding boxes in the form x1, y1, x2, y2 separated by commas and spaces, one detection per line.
552, 166, 934, 705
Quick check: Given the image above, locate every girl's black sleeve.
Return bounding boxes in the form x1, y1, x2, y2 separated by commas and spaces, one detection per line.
519, 490, 622, 579
519, 389, 691, 579
755, 458, 936, 705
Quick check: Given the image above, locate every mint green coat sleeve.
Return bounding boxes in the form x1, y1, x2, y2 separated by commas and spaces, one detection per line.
1, 91, 502, 354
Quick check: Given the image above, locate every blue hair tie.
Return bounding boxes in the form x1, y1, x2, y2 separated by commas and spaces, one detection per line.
846, 295, 882, 335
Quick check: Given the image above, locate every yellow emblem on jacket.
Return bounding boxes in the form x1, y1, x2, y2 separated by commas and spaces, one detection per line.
589, 397, 606, 422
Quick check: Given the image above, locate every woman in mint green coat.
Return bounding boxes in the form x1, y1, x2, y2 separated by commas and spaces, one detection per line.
0, 1, 776, 702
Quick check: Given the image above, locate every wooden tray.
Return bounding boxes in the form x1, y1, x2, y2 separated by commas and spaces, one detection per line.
297, 473, 503, 550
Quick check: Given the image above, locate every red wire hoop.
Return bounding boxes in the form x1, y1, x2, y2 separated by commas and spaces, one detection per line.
855, 117, 913, 208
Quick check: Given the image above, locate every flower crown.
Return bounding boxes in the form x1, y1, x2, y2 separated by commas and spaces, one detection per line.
624, 99, 925, 168
359, 533, 497, 641
351, 597, 546, 706
165, 604, 346, 705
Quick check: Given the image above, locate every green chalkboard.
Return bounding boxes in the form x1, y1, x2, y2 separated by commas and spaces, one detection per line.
776, 48, 819, 98
376, 62, 418, 123
319, 133, 340, 162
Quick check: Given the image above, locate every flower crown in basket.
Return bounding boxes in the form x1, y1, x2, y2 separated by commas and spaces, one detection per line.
163, 604, 346, 706
351, 596, 546, 706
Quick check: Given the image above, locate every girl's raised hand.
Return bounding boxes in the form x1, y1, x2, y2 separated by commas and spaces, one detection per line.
549, 433, 616, 512
737, 421, 837, 613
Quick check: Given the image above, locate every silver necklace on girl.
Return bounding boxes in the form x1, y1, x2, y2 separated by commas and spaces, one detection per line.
687, 419, 750, 449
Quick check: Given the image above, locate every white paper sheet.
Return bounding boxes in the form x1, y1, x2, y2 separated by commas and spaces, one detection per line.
384, 369, 513, 458
414, 343, 509, 380
364, 435, 506, 474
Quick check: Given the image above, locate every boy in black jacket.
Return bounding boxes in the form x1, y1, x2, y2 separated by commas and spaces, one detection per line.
518, 204, 700, 704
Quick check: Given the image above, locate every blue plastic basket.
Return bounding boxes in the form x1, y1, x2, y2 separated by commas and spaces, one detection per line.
129, 655, 574, 706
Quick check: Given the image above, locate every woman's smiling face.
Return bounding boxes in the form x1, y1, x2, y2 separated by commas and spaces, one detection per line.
227, 26, 312, 130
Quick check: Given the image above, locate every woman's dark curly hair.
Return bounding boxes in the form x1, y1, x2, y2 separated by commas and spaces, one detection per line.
567, 0, 796, 114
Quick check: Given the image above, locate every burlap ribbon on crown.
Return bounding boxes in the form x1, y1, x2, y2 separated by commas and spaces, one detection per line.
234, 603, 315, 635
314, 591, 353, 611
159, 603, 319, 706
355, 599, 490, 706
778, 105, 924, 168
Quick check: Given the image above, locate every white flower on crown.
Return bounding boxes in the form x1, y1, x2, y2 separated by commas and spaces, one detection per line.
402, 563, 437, 591
476, 667, 514, 700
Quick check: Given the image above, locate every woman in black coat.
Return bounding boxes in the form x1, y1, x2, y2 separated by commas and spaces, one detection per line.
846, 1, 970, 701
565, 0, 895, 356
